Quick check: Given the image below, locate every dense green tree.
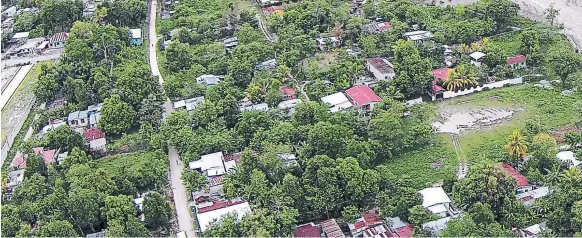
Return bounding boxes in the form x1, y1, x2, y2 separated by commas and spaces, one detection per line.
236, 23, 264, 44
38, 0, 83, 34
13, 173, 49, 203
391, 40, 432, 95
99, 94, 137, 134
302, 122, 352, 158
1, 205, 22, 237
143, 192, 172, 229
183, 170, 207, 193
24, 154, 48, 178
138, 94, 164, 128
61, 147, 92, 170
68, 189, 102, 234
341, 205, 361, 223
549, 49, 581, 87
291, 101, 329, 126
408, 205, 437, 226
38, 220, 78, 237
16, 224, 34, 237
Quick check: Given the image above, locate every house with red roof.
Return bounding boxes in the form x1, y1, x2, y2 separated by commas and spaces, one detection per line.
292, 223, 322, 238
387, 217, 414, 238
507, 55, 527, 69
348, 211, 386, 237
195, 198, 251, 232
500, 163, 534, 194
280, 86, 297, 101
83, 128, 107, 153
320, 219, 345, 238
345, 86, 382, 116
11, 154, 27, 169
430, 68, 452, 101
33, 147, 57, 165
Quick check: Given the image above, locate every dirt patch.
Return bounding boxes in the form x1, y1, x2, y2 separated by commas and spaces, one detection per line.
551, 126, 582, 143
433, 102, 524, 135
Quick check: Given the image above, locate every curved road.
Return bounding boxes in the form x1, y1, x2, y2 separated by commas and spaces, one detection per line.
148, 0, 196, 237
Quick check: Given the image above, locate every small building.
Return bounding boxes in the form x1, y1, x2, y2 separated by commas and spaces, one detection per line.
129, 29, 142, 45
11, 31, 30, 41
195, 198, 251, 232
41, 120, 67, 135
83, 4, 95, 18
507, 55, 527, 69
173, 96, 205, 112
293, 223, 322, 238
516, 223, 545, 238
223, 36, 238, 49
188, 152, 237, 177
280, 86, 297, 100
387, 217, 414, 238
48, 32, 69, 48
26, 147, 58, 165
84, 128, 107, 152
403, 31, 433, 45
500, 163, 534, 194
516, 186, 550, 207
320, 219, 345, 238
68, 110, 89, 128
56, 151, 68, 164
3, 6, 17, 18
14, 37, 44, 56
255, 59, 277, 72
316, 37, 341, 51
240, 102, 269, 112
86, 231, 106, 238
256, 0, 281, 6
469, 52, 486, 67
348, 211, 385, 237
10, 152, 27, 169
260, 5, 284, 16
195, 75, 222, 87
419, 187, 454, 218
277, 99, 302, 117
321, 92, 353, 113
277, 153, 297, 167
133, 197, 145, 222
345, 86, 382, 115
366, 58, 395, 82
556, 151, 582, 170
422, 216, 455, 236
7, 169, 25, 188
430, 68, 452, 101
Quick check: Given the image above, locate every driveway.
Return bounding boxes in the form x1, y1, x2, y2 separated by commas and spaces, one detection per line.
148, 0, 196, 236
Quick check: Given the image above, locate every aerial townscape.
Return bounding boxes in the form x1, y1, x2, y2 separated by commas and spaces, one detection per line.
1, 0, 582, 236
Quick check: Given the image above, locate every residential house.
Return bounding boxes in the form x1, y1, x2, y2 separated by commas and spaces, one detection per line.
515, 223, 546, 238
403, 31, 433, 45
280, 86, 297, 100
556, 151, 582, 170
133, 197, 145, 222
320, 219, 345, 238
223, 36, 238, 50
3, 6, 16, 17
348, 211, 385, 237
256, 0, 281, 6
277, 153, 298, 167
430, 68, 452, 101
364, 21, 391, 34
366, 58, 395, 82
191, 152, 242, 203
33, 147, 58, 165
507, 55, 527, 69
88, 103, 103, 128
321, 92, 353, 113
419, 186, 454, 218
516, 186, 550, 207
293, 223, 322, 238
68, 110, 89, 129
422, 216, 456, 236
86, 231, 106, 238
277, 99, 302, 117
7, 169, 25, 188
255, 59, 277, 72
316, 37, 341, 51
173, 96, 205, 112
10, 152, 27, 169
84, 128, 107, 152
240, 102, 269, 112
48, 32, 69, 48
195, 198, 251, 232
469, 52, 486, 67
196, 75, 222, 87
129, 29, 142, 45
345, 86, 382, 116
387, 217, 414, 238
41, 119, 67, 135
83, 4, 95, 18
500, 163, 534, 194
261, 5, 284, 16
189, 152, 233, 177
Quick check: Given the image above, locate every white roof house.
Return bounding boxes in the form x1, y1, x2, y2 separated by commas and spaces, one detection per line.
321, 92, 353, 113
556, 151, 582, 169
173, 96, 205, 111
189, 152, 227, 176
240, 102, 269, 112
419, 187, 452, 217
403, 31, 433, 44
278, 99, 302, 117
469, 52, 486, 60
422, 216, 452, 236
12, 31, 29, 39
41, 120, 67, 135
196, 75, 222, 86
519, 224, 545, 238
516, 186, 550, 207
196, 199, 251, 232
129, 29, 142, 39
89, 138, 107, 152
8, 169, 25, 187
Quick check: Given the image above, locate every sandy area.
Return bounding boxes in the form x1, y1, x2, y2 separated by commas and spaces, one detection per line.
514, 0, 582, 51
433, 105, 523, 134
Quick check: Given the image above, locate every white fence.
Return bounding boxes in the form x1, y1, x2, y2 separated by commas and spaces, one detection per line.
442, 77, 523, 99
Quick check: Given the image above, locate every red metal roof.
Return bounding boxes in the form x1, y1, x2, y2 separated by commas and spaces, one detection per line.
83, 128, 105, 141
197, 199, 245, 213
431, 68, 452, 81
293, 223, 322, 238
394, 224, 414, 238
280, 86, 296, 96
321, 219, 344, 238
209, 176, 224, 187
261, 5, 283, 13
363, 224, 395, 238
345, 86, 382, 106
33, 147, 57, 165
11, 155, 27, 169
500, 163, 529, 188
224, 152, 242, 163
507, 55, 526, 65
377, 22, 391, 32
519, 196, 534, 202
362, 211, 383, 225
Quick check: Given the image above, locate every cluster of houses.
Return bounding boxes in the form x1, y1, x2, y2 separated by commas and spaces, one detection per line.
4, 31, 69, 57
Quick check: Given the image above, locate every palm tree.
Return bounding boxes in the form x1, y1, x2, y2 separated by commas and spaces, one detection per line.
504, 129, 527, 159
560, 167, 582, 188
443, 64, 479, 91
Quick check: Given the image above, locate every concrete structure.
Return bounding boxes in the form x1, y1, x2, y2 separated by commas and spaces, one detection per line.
129, 29, 143, 45
277, 99, 302, 117
3, 6, 16, 17
48, 32, 69, 48
7, 169, 25, 188
14, 37, 45, 55
516, 186, 550, 207
403, 31, 433, 45
419, 187, 453, 218
366, 58, 395, 82
316, 37, 341, 51
195, 199, 251, 232
173, 96, 205, 112
68, 110, 89, 128
556, 151, 582, 170
195, 75, 221, 87
321, 92, 353, 113
469, 51, 486, 67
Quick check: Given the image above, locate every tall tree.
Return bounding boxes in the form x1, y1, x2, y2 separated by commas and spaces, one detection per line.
99, 94, 137, 134
143, 192, 172, 229
505, 129, 527, 159
38, 220, 79, 237
549, 49, 581, 87
391, 40, 432, 95
443, 64, 478, 91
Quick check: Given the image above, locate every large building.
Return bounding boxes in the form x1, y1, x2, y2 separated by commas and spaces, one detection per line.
365, 58, 395, 82
320, 92, 353, 113
345, 86, 382, 116
195, 199, 251, 232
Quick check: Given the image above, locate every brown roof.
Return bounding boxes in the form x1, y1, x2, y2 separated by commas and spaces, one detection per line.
367, 58, 394, 74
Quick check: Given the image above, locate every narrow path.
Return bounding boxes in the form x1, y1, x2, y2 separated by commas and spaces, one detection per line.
256, 14, 275, 43
148, 0, 196, 236
452, 134, 468, 179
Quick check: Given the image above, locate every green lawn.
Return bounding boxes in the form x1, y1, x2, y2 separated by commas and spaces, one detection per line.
380, 134, 458, 189
452, 85, 579, 162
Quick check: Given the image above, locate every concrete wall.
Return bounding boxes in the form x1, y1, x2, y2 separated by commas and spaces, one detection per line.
442, 77, 523, 99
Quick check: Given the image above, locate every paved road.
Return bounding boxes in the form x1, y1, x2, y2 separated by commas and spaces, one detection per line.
1, 49, 63, 68
148, 0, 196, 237
0, 64, 34, 111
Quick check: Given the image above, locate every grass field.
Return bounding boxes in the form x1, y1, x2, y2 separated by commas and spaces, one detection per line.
95, 151, 168, 191
381, 134, 458, 189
